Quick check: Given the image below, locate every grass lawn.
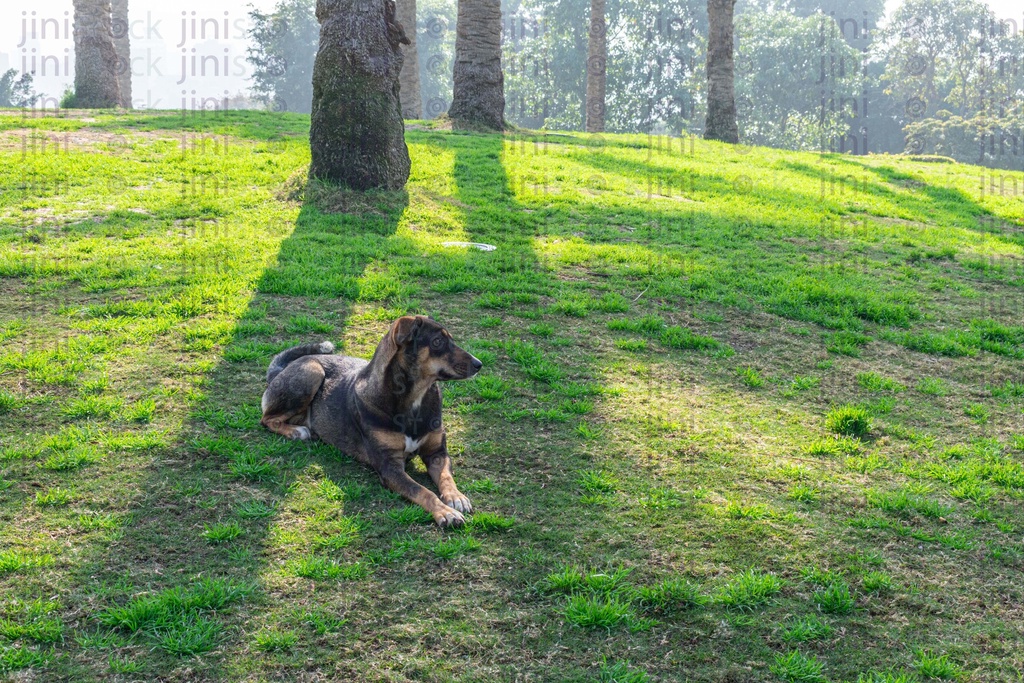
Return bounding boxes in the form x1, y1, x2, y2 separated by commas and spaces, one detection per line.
1, 108, 1023, 682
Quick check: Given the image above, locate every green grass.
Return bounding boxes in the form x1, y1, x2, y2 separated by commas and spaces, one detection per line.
562, 593, 651, 631
781, 615, 833, 643
2, 110, 1024, 680
857, 372, 906, 393
913, 650, 962, 679
825, 404, 873, 437
636, 579, 704, 611
813, 581, 856, 614
770, 650, 827, 683
716, 569, 784, 610
203, 522, 243, 544
253, 628, 298, 652
861, 571, 893, 593
597, 659, 649, 682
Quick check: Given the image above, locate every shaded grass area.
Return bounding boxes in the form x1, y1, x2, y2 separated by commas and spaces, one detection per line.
0, 110, 1023, 681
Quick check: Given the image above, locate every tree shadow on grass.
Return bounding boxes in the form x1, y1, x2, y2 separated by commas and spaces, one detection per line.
62, 181, 410, 678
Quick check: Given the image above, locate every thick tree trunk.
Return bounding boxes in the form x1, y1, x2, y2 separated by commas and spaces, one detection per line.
111, 0, 131, 108
448, 0, 504, 130
396, 0, 421, 118
309, 0, 411, 190
585, 0, 606, 133
704, 0, 738, 143
73, 0, 122, 108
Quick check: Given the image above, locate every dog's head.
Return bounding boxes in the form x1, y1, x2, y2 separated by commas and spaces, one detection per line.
386, 315, 482, 381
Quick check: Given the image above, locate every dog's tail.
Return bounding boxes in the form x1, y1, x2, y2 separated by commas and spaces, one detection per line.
266, 341, 334, 383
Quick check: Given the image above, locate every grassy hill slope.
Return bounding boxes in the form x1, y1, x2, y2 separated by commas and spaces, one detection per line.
1, 110, 1023, 682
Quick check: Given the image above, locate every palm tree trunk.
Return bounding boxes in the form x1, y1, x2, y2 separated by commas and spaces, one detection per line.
704, 0, 738, 143
396, 0, 421, 118
309, 0, 411, 190
111, 0, 132, 108
448, 0, 504, 130
73, 0, 121, 108
585, 0, 606, 133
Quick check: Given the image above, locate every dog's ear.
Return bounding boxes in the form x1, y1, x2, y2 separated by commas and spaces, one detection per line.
391, 315, 421, 347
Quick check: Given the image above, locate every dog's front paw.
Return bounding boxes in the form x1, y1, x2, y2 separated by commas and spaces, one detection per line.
433, 505, 466, 528
442, 492, 473, 514
290, 427, 311, 441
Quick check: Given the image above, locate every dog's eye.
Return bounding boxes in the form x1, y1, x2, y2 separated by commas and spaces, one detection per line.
430, 337, 445, 350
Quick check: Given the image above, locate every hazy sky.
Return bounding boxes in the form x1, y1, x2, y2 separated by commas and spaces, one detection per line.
2, 0, 1020, 110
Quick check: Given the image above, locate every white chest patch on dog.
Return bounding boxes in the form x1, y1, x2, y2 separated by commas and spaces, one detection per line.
404, 435, 425, 453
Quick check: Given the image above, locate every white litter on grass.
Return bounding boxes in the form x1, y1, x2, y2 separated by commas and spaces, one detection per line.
441, 241, 497, 252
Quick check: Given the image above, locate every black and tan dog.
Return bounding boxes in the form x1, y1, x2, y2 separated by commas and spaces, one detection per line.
260, 316, 482, 527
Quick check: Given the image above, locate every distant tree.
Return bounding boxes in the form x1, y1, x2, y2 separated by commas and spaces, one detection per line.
734, 11, 860, 150
248, 0, 319, 114
111, 0, 131, 107
72, 0, 121, 108
448, 0, 505, 129
0, 70, 41, 108
417, 0, 456, 119
879, 0, 991, 122
585, 0, 607, 132
396, 0, 422, 117
503, 0, 707, 133
309, 0, 410, 190
704, 0, 738, 142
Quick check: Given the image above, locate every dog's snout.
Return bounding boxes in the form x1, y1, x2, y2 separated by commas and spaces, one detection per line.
470, 356, 483, 372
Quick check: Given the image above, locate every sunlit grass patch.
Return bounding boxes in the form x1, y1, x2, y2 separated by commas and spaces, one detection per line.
562, 593, 654, 632
856, 372, 906, 393
826, 404, 872, 437
289, 556, 370, 580
814, 581, 856, 615
736, 366, 765, 388
61, 396, 123, 420
254, 628, 298, 652
804, 435, 861, 456
916, 377, 952, 396
35, 487, 73, 507
861, 571, 893, 593
0, 644, 52, 673
577, 470, 618, 494
825, 330, 872, 356
781, 615, 833, 643
237, 500, 278, 519
913, 650, 962, 680
40, 446, 100, 471
543, 566, 586, 594
203, 522, 243, 544
787, 484, 819, 503
770, 650, 827, 683
636, 579, 704, 611
0, 550, 55, 576
465, 511, 515, 533
716, 569, 784, 610
303, 608, 347, 635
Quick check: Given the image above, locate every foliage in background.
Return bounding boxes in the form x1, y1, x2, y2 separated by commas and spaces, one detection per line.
0, 70, 40, 108
247, 0, 319, 114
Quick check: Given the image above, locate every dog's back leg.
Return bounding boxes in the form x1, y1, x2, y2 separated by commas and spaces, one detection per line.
260, 357, 325, 440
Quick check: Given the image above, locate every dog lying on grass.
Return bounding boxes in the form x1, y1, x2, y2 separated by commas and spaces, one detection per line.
260, 316, 482, 527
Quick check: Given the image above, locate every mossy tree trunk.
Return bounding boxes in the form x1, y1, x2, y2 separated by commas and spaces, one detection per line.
396, 0, 421, 118
73, 0, 122, 108
448, 0, 504, 130
585, 0, 606, 133
111, 0, 131, 108
704, 0, 739, 143
309, 0, 411, 190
